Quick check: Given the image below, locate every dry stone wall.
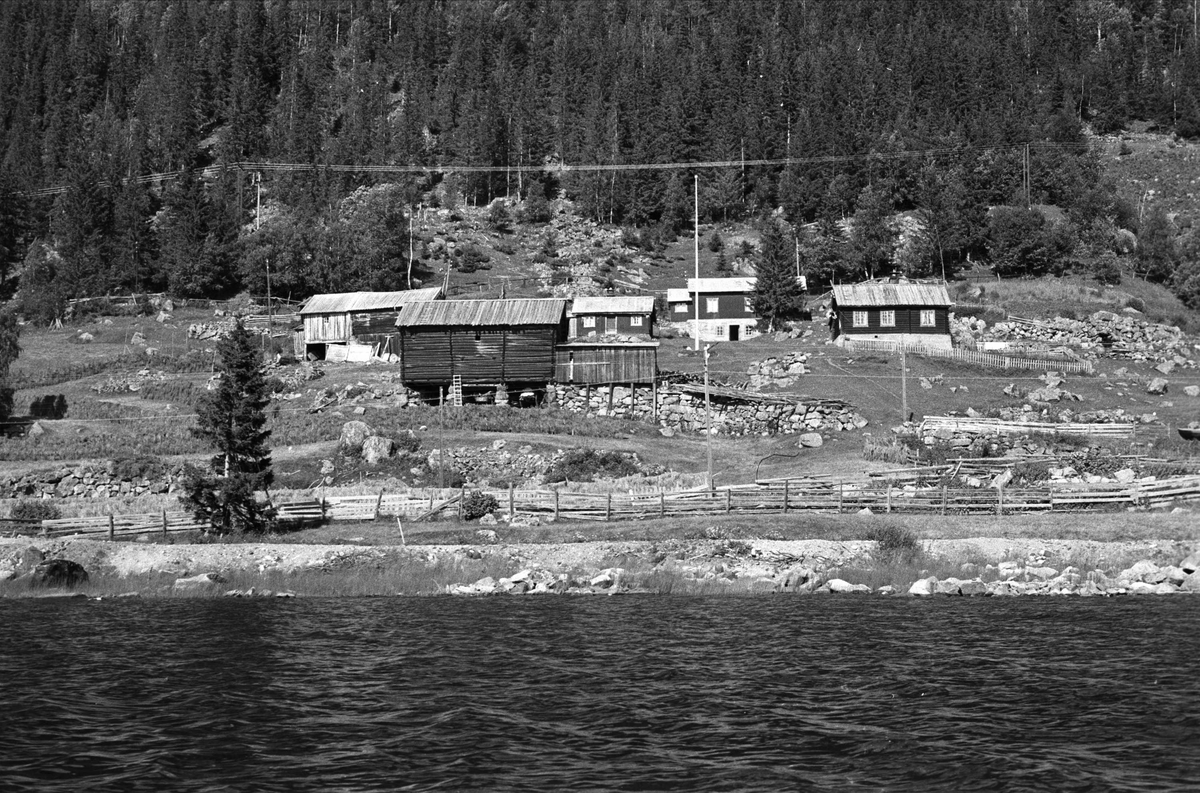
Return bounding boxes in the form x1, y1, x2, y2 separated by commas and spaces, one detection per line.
547, 383, 866, 436
0, 463, 181, 501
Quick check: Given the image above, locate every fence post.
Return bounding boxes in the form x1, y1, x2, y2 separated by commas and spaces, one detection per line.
782, 480, 789, 514
458, 486, 465, 522
941, 485, 947, 516
660, 489, 665, 519
838, 480, 844, 514
886, 485, 892, 514
1049, 483, 1055, 512
108, 514, 115, 541
162, 508, 168, 538
606, 493, 612, 521
509, 483, 515, 519
726, 488, 732, 513
997, 484, 1004, 516
553, 489, 560, 522
374, 488, 384, 521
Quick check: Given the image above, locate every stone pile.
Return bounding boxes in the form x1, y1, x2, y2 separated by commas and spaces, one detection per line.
907, 554, 1200, 597
0, 462, 179, 501
187, 319, 269, 341
423, 441, 657, 488
91, 369, 172, 394
956, 310, 1199, 365
747, 352, 808, 388
308, 381, 421, 411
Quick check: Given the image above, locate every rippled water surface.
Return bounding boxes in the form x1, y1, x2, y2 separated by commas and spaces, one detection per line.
2, 596, 1198, 791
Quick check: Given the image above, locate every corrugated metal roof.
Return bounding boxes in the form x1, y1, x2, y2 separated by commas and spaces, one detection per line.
300, 288, 443, 315
396, 298, 567, 327
831, 282, 952, 307
687, 277, 756, 293
666, 288, 690, 302
569, 296, 656, 315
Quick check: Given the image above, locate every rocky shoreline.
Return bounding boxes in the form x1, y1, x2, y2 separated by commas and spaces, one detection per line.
1, 535, 1198, 599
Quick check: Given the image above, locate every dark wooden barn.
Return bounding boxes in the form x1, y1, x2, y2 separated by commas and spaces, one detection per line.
831, 281, 953, 349
299, 288, 443, 361
394, 299, 568, 389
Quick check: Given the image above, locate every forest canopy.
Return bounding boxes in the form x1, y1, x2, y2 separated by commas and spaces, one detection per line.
2, 0, 1200, 309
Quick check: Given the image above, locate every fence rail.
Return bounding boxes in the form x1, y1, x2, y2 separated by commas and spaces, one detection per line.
843, 338, 1094, 375
16, 473, 1200, 538
920, 416, 1137, 439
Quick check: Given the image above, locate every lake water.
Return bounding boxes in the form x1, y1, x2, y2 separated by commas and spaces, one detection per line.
2, 595, 1198, 791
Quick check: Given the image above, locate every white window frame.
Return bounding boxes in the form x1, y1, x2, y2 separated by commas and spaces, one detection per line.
715, 324, 726, 338
743, 296, 754, 313
674, 303, 687, 313
880, 310, 896, 327
706, 298, 719, 314
630, 315, 643, 327
582, 316, 596, 328
853, 311, 868, 328
920, 309, 936, 327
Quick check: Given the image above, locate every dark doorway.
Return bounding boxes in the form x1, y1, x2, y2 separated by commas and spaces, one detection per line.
729, 325, 740, 341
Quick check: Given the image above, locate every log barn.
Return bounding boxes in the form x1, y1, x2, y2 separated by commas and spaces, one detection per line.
298, 288, 443, 361
394, 299, 568, 395
831, 280, 953, 349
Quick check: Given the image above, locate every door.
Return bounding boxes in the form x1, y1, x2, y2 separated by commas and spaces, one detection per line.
729, 324, 740, 341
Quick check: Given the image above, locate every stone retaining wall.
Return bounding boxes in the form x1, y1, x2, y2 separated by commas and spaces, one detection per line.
547, 383, 866, 436
0, 464, 180, 501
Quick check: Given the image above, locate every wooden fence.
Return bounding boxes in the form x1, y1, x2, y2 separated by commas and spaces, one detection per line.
920, 416, 1137, 439
843, 338, 1094, 375
15, 473, 1200, 539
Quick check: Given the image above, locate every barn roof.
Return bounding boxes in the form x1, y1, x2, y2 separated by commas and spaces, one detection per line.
396, 298, 567, 327
569, 296, 656, 315
687, 277, 756, 294
666, 288, 690, 303
831, 281, 952, 307
300, 288, 443, 315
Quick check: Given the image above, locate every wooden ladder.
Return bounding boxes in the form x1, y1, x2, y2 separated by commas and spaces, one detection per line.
450, 375, 463, 407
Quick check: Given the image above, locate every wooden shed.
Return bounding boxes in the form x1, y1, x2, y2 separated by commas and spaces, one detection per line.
554, 342, 659, 384
299, 288, 442, 361
831, 280, 953, 349
394, 298, 568, 389
567, 296, 656, 339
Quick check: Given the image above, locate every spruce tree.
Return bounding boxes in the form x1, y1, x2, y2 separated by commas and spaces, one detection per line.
182, 319, 274, 534
751, 220, 802, 333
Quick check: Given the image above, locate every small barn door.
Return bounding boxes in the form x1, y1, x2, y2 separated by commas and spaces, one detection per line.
606, 316, 617, 335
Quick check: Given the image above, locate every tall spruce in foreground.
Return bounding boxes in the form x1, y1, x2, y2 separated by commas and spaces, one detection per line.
183, 320, 274, 534
751, 220, 803, 333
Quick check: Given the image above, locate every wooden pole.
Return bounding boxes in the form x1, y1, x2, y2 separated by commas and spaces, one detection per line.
458, 486, 465, 521
782, 480, 789, 514
606, 493, 612, 521
704, 345, 714, 491
997, 484, 1004, 516
726, 488, 732, 513
375, 488, 384, 521
508, 483, 515, 519
694, 174, 700, 352
553, 489, 560, 522
162, 508, 168, 538
838, 480, 844, 513
660, 490, 665, 518
886, 486, 892, 514
941, 485, 948, 516
900, 346, 908, 423
108, 514, 115, 541
396, 516, 406, 547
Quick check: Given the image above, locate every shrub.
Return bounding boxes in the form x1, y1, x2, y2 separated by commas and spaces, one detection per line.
10, 500, 61, 521
1123, 296, 1147, 313
707, 230, 724, 252
543, 448, 640, 483
461, 490, 499, 521
865, 525, 921, 563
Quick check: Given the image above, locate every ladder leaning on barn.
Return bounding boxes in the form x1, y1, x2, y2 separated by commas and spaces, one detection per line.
450, 375, 463, 407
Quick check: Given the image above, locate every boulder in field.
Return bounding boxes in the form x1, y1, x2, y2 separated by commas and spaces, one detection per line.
826, 578, 870, 594
1180, 550, 1200, 574
797, 432, 823, 448
958, 580, 988, 596
1146, 378, 1169, 395
360, 435, 395, 465
338, 420, 374, 453
908, 576, 936, 596
1184, 385, 1200, 398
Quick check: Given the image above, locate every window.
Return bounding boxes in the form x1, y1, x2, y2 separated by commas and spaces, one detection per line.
744, 296, 754, 313
674, 303, 687, 313
630, 315, 643, 327
880, 310, 895, 327
853, 311, 868, 328
706, 298, 719, 314
920, 309, 936, 327
582, 316, 596, 328
715, 324, 725, 338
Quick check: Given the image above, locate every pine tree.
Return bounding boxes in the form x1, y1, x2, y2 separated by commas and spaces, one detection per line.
751, 220, 802, 332
182, 319, 274, 534
0, 309, 20, 422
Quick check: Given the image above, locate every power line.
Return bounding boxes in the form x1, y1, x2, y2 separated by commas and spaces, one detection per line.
18, 140, 1093, 199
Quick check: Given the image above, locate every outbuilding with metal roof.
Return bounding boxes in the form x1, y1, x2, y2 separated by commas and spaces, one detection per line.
567, 295, 656, 339
298, 288, 443, 361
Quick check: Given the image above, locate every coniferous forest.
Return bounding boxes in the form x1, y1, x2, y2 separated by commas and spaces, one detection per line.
3, 0, 1200, 316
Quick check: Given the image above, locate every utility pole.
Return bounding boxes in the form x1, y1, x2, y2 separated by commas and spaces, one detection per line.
900, 346, 908, 423
408, 203, 415, 289
704, 344, 714, 492
693, 174, 701, 352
